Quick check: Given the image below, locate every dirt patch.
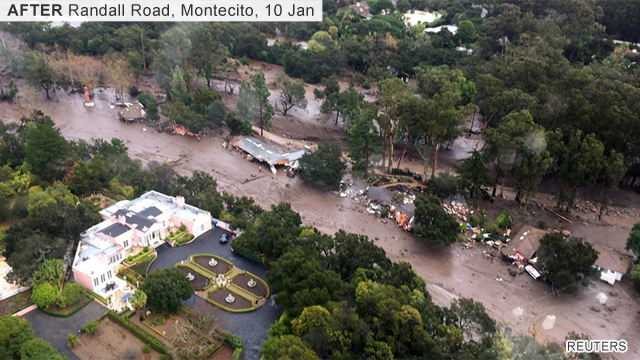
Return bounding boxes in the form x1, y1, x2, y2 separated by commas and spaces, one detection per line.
0, 289, 32, 316
72, 318, 162, 360
193, 256, 230, 275
177, 266, 210, 291
209, 289, 253, 311
208, 344, 234, 360
232, 273, 268, 298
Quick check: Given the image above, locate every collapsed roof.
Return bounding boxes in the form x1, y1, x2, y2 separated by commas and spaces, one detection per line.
231, 136, 309, 166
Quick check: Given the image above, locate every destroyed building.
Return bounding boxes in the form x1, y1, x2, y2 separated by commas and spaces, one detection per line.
229, 136, 309, 173
366, 186, 416, 231
118, 102, 146, 122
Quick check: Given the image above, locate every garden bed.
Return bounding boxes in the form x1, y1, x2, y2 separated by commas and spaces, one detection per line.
167, 229, 194, 245
41, 294, 92, 317
124, 247, 154, 266
208, 288, 253, 311
208, 344, 234, 360
193, 255, 231, 275
232, 273, 269, 298
0, 289, 32, 316
72, 317, 163, 360
177, 266, 210, 291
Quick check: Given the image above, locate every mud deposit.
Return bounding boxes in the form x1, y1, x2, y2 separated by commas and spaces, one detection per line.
2, 65, 639, 358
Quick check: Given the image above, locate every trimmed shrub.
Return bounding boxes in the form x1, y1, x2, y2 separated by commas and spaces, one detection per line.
81, 320, 99, 335
179, 224, 186, 232
142, 343, 152, 354
31, 283, 56, 309
152, 316, 165, 326
229, 335, 244, 349
57, 283, 84, 308
67, 333, 78, 348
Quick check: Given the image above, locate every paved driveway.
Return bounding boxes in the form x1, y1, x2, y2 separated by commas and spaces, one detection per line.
149, 227, 283, 360
23, 301, 107, 360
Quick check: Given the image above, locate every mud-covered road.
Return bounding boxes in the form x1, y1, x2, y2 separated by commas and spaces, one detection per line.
2, 70, 639, 358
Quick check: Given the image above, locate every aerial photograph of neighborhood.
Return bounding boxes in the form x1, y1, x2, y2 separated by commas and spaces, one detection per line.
1, 0, 640, 359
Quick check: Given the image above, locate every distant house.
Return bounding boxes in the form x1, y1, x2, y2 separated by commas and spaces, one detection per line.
403, 10, 442, 27
425, 24, 458, 35
349, 2, 372, 19
72, 191, 212, 300
592, 244, 633, 285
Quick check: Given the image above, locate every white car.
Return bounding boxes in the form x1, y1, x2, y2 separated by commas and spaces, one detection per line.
525, 265, 541, 280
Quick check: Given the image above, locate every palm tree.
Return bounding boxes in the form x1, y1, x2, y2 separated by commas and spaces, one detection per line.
130, 289, 147, 321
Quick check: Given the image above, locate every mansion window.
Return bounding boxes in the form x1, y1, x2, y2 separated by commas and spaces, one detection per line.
124, 240, 129, 248
94, 278, 99, 287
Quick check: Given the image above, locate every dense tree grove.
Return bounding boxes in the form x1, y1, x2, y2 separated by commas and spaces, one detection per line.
231, 202, 571, 359
3, 1, 640, 205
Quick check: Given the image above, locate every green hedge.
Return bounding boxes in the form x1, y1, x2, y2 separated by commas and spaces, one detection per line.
189, 256, 233, 278
175, 234, 195, 245
175, 264, 212, 292
106, 311, 168, 354
231, 270, 271, 299
230, 242, 262, 264
85, 290, 108, 305
205, 288, 255, 313
39, 295, 93, 318
231, 348, 243, 360
124, 248, 154, 265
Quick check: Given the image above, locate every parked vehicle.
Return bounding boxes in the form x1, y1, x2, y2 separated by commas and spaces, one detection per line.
219, 233, 230, 243
525, 265, 541, 280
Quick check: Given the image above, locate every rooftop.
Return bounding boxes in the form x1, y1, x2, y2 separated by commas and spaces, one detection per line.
74, 233, 120, 270
425, 24, 458, 35
101, 222, 130, 238
100, 191, 210, 223
505, 225, 549, 260
592, 244, 633, 274
404, 10, 442, 27
231, 136, 309, 166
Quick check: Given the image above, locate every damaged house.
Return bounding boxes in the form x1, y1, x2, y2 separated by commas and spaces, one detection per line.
366, 186, 416, 231
229, 136, 309, 174
118, 101, 146, 122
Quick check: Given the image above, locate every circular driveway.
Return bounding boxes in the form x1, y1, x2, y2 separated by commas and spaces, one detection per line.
148, 227, 283, 360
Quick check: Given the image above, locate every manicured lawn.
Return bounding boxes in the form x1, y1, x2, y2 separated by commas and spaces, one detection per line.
129, 254, 156, 278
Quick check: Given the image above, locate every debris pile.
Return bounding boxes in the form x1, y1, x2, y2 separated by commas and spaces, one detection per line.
163, 125, 201, 140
